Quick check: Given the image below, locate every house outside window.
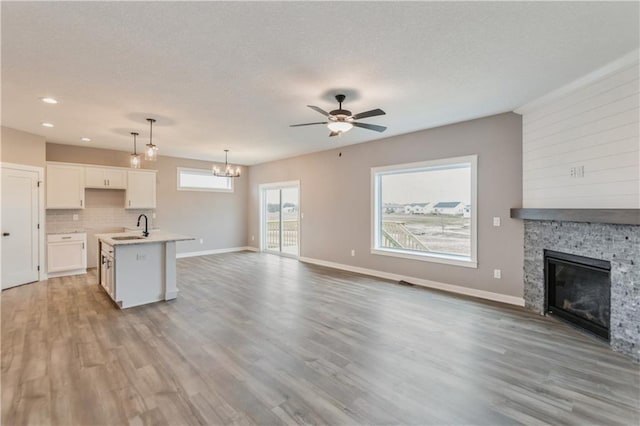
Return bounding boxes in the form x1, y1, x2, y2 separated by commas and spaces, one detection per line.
371, 155, 477, 268
177, 167, 233, 192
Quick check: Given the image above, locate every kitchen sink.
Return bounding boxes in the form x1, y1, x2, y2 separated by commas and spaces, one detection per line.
112, 235, 146, 241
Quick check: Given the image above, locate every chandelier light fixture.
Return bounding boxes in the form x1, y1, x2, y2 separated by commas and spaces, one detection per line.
130, 132, 141, 169
213, 150, 241, 178
145, 118, 158, 161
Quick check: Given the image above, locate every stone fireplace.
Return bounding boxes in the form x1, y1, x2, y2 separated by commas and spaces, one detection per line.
512, 209, 639, 361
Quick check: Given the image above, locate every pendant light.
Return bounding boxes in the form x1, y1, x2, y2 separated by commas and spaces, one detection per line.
130, 132, 141, 169
145, 118, 158, 161
213, 150, 241, 177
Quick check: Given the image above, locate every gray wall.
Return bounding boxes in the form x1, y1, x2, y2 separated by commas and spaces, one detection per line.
248, 113, 524, 298
1, 126, 46, 167
46, 143, 248, 255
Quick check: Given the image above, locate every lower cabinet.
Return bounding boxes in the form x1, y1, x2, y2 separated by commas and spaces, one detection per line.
47, 233, 87, 278
100, 243, 115, 300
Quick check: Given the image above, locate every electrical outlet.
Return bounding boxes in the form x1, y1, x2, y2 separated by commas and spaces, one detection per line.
72, 214, 79, 221
136, 254, 146, 261
570, 165, 585, 178
351, 249, 355, 257
493, 217, 501, 227
301, 212, 304, 219
493, 269, 501, 279
251, 235, 255, 241
152, 212, 156, 219
199, 238, 204, 244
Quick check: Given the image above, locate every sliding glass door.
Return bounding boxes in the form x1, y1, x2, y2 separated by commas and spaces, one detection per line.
261, 182, 300, 257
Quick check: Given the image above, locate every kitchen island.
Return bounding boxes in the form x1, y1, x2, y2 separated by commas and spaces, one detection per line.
96, 231, 194, 308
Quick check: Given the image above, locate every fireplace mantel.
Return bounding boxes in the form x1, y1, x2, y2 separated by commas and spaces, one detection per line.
510, 208, 640, 225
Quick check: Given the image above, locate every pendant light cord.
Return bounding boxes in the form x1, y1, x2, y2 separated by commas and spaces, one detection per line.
131, 132, 139, 154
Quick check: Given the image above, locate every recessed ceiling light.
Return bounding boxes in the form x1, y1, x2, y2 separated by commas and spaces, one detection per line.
80, 137, 91, 142
40, 97, 58, 104
41, 122, 54, 128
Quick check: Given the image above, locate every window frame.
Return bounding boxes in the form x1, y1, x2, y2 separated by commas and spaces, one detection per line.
176, 167, 234, 192
370, 155, 478, 268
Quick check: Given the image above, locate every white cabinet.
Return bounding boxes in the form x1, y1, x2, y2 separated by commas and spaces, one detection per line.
100, 242, 115, 299
85, 167, 127, 189
46, 164, 84, 209
126, 170, 156, 209
47, 233, 87, 277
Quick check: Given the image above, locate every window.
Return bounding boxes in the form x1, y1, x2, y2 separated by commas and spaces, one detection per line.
177, 167, 233, 192
371, 155, 477, 268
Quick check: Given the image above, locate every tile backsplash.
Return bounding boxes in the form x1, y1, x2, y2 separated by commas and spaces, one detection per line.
46, 206, 154, 234
46, 189, 154, 267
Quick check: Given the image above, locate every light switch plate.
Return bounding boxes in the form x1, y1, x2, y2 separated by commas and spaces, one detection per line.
493, 217, 501, 227
494, 269, 501, 279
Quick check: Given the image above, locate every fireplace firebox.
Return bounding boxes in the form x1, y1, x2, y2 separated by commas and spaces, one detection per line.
544, 250, 611, 340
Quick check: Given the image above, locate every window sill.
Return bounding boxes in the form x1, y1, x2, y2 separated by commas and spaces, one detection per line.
177, 187, 233, 193
371, 248, 477, 268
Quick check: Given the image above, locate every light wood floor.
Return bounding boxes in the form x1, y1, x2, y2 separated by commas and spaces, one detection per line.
2, 252, 639, 425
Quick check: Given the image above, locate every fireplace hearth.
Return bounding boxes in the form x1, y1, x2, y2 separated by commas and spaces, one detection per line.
545, 250, 611, 340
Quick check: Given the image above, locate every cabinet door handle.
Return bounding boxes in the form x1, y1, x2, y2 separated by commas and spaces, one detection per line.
128, 200, 131, 207
82, 242, 85, 249
104, 179, 106, 186
62, 236, 72, 239
80, 200, 83, 207
2, 232, 9, 237
107, 179, 110, 186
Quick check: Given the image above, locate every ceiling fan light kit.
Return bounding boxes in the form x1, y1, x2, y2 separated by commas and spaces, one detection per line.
290, 94, 387, 137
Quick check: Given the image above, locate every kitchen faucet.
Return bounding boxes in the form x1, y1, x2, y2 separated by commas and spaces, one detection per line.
137, 214, 149, 237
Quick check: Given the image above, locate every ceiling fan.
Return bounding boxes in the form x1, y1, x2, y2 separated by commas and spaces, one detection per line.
290, 94, 386, 137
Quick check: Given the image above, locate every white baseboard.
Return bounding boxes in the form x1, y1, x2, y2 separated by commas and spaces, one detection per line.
177, 246, 257, 258
298, 256, 525, 307
47, 269, 87, 279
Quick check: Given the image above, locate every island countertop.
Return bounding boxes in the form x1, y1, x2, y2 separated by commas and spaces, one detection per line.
96, 231, 194, 246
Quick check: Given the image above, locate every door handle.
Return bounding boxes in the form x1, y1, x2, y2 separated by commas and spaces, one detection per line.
2, 232, 9, 237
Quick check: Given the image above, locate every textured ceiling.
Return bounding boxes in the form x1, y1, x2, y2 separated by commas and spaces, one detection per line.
2, 1, 638, 165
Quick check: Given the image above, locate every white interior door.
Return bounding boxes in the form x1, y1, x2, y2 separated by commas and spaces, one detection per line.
1, 166, 40, 289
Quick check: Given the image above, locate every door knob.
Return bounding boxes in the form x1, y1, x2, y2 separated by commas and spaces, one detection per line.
2, 232, 9, 237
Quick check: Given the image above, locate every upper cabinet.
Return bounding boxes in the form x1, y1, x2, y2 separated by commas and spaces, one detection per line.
46, 162, 157, 209
126, 170, 157, 209
85, 166, 127, 189
47, 164, 85, 209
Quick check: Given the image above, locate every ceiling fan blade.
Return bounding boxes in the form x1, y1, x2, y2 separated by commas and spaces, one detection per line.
290, 122, 327, 127
352, 122, 387, 132
307, 105, 331, 117
329, 131, 340, 137
352, 108, 386, 120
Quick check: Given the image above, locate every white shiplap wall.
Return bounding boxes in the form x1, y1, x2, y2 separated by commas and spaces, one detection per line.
517, 51, 640, 208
